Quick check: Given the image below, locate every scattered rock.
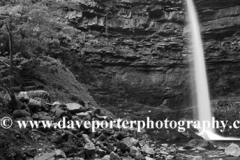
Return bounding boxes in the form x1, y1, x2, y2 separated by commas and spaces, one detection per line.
184, 139, 215, 150
55, 149, 66, 158
114, 131, 127, 140
116, 141, 130, 153
25, 90, 51, 103
24, 147, 37, 157
122, 137, 138, 147
18, 91, 30, 101
101, 155, 110, 160
96, 146, 106, 157
225, 143, 240, 157
175, 153, 203, 160
96, 133, 106, 142
51, 135, 65, 144
77, 112, 91, 119
32, 111, 52, 120
145, 156, 154, 160
130, 146, 140, 157
34, 152, 55, 160
13, 109, 31, 119
2, 90, 222, 160
122, 157, 134, 160
110, 152, 121, 160
142, 144, 155, 155
161, 143, 169, 147
66, 103, 86, 114
51, 104, 72, 119
84, 142, 96, 156
166, 155, 174, 160
187, 155, 202, 160
28, 98, 43, 113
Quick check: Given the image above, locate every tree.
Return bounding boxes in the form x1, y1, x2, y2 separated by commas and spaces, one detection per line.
0, 2, 35, 93
0, 0, 67, 90
0, 14, 16, 93
0, 0, 86, 95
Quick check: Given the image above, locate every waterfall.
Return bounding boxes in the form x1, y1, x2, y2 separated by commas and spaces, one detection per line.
186, 0, 240, 140
186, 0, 213, 137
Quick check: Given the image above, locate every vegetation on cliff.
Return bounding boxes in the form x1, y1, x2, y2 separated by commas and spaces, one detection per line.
0, 0, 81, 96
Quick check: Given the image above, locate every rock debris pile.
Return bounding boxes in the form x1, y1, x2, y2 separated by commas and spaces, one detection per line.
0, 90, 239, 160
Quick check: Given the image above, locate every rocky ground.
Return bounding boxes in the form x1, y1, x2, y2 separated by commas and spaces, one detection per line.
1, 90, 240, 160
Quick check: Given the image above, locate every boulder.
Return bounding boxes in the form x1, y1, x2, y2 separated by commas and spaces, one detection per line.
51, 135, 65, 144
82, 134, 93, 144
142, 144, 155, 155
84, 142, 96, 158
104, 143, 115, 153
110, 152, 121, 160
184, 139, 215, 150
3, 93, 11, 101
51, 104, 72, 119
28, 90, 51, 103
7, 95, 27, 111
101, 155, 110, 160
116, 141, 130, 153
17, 93, 30, 104
34, 152, 55, 160
55, 149, 66, 158
130, 146, 141, 158
96, 133, 107, 142
13, 109, 31, 119
17, 92, 29, 101
52, 101, 61, 106
23, 147, 37, 157
122, 157, 134, 160
166, 155, 174, 160
76, 112, 91, 119
32, 112, 52, 120
66, 103, 87, 114
145, 157, 154, 160
28, 98, 43, 113
97, 142, 113, 153
122, 137, 139, 147
225, 143, 240, 157
114, 132, 128, 140
19, 90, 51, 103
161, 144, 169, 147
176, 153, 203, 160
135, 154, 145, 160
186, 155, 202, 160
82, 134, 96, 158
96, 146, 106, 157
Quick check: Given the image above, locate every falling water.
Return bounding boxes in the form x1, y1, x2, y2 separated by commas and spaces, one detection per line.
186, 0, 213, 139
186, 0, 240, 140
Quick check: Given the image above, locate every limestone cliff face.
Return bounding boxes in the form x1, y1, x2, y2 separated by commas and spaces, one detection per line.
196, 0, 240, 98
64, 0, 240, 116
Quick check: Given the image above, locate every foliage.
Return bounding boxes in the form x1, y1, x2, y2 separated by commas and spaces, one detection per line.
1, 0, 84, 56
0, 0, 81, 90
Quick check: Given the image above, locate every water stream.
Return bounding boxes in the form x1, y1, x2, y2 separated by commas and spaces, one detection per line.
186, 0, 240, 141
